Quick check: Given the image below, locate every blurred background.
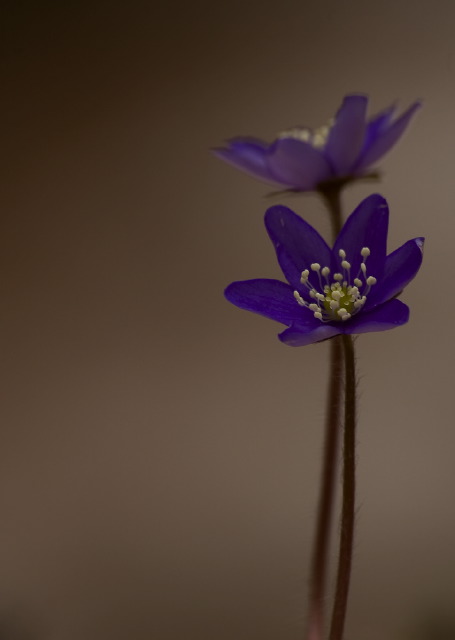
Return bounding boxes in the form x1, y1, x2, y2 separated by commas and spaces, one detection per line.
1, 0, 454, 638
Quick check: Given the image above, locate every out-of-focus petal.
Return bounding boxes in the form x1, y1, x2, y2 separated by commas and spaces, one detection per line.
224, 278, 312, 325
266, 138, 332, 189
333, 194, 388, 279
343, 299, 409, 334
325, 95, 368, 174
361, 104, 396, 151
354, 101, 421, 171
366, 238, 424, 309
279, 324, 340, 347
213, 138, 276, 183
265, 205, 332, 289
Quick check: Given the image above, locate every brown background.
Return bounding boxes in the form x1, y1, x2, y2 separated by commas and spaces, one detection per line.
1, 1, 454, 638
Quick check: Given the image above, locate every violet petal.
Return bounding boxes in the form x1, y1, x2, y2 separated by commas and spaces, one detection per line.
325, 95, 368, 174
213, 139, 276, 183
366, 238, 424, 309
279, 324, 341, 347
224, 278, 315, 326
265, 205, 332, 289
266, 138, 332, 189
343, 298, 410, 334
354, 101, 421, 171
333, 194, 388, 279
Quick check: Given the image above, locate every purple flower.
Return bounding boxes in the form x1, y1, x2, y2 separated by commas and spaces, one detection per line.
225, 194, 424, 346
214, 95, 420, 191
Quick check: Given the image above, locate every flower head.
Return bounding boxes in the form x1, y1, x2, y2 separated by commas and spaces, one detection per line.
214, 95, 420, 192
225, 195, 424, 346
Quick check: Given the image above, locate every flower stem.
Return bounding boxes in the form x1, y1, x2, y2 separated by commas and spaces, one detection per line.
319, 184, 343, 239
329, 334, 357, 640
306, 336, 343, 640
305, 186, 344, 640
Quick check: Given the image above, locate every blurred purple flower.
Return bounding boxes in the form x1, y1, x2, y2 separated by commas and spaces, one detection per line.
225, 194, 424, 346
214, 96, 420, 191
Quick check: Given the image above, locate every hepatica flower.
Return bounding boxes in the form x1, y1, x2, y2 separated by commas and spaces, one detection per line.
214, 95, 420, 191
225, 194, 423, 346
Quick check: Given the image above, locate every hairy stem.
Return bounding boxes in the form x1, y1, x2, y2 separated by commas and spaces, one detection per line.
306, 337, 343, 640
329, 334, 357, 640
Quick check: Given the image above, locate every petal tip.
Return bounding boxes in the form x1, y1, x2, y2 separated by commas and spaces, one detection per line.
264, 203, 297, 225
224, 281, 238, 302
363, 192, 389, 211
343, 92, 368, 104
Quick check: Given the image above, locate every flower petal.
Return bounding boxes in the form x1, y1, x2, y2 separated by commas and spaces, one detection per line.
279, 323, 341, 347
266, 138, 332, 189
333, 194, 388, 279
366, 237, 424, 309
325, 95, 368, 174
265, 205, 332, 289
362, 104, 396, 150
213, 138, 276, 183
354, 101, 421, 171
224, 278, 313, 325
343, 298, 409, 334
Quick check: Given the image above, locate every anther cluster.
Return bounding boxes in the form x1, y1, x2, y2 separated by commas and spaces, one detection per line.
293, 247, 377, 322
278, 119, 334, 149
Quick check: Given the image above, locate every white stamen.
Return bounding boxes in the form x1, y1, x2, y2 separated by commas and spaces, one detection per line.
293, 247, 379, 324
278, 120, 334, 149
312, 133, 325, 148
294, 291, 306, 306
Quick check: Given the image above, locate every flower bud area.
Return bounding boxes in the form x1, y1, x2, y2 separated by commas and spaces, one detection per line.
293, 248, 377, 323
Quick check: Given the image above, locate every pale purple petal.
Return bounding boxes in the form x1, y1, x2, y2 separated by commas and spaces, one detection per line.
366, 238, 424, 309
325, 95, 368, 174
354, 101, 421, 171
225, 279, 313, 325
213, 138, 276, 183
361, 104, 396, 151
333, 194, 388, 279
343, 299, 409, 334
279, 324, 341, 347
265, 205, 332, 289
266, 138, 332, 189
